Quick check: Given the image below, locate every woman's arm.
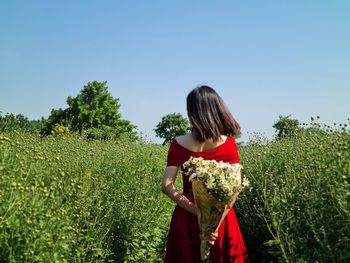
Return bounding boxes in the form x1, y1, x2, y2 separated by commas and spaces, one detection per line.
162, 166, 197, 215
209, 200, 236, 245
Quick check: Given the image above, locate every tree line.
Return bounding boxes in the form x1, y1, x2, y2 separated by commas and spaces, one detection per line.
1, 80, 339, 143
1, 81, 137, 141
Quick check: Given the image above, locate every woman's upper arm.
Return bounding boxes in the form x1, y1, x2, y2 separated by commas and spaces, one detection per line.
162, 166, 179, 191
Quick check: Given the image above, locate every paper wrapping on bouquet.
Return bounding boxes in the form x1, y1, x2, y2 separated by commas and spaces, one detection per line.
192, 179, 241, 261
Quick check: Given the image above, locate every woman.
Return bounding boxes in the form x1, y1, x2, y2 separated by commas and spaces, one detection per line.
162, 85, 249, 263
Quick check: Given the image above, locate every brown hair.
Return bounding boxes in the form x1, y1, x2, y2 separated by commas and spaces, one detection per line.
186, 85, 241, 142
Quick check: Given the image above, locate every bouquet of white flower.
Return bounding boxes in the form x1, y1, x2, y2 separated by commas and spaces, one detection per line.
183, 156, 250, 261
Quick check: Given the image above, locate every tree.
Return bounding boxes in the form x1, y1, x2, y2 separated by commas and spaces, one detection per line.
272, 115, 300, 138
154, 113, 191, 145
0, 112, 45, 133
41, 81, 137, 140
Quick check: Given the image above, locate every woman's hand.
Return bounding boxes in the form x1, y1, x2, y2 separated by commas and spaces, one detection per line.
208, 229, 219, 245
189, 202, 197, 216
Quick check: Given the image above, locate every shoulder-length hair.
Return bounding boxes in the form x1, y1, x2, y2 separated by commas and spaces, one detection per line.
186, 85, 241, 142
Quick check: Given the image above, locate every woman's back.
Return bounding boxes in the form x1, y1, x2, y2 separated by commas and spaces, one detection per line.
162, 85, 249, 262
175, 134, 228, 153
164, 134, 249, 263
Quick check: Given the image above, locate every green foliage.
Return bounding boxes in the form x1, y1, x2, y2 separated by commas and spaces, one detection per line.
154, 113, 191, 145
1, 119, 349, 262
273, 115, 300, 138
41, 81, 137, 140
81, 125, 138, 142
236, 121, 350, 262
0, 112, 45, 133
0, 131, 172, 262
51, 124, 72, 138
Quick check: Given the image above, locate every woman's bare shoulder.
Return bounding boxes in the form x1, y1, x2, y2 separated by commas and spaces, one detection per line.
174, 133, 192, 145
176, 133, 229, 152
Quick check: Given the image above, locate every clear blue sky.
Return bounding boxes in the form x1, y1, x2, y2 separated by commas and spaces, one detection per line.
1, 1, 349, 143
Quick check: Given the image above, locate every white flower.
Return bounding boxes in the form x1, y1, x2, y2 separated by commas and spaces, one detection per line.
183, 157, 249, 203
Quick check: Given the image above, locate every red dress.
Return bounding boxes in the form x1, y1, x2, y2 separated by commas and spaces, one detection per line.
164, 136, 249, 263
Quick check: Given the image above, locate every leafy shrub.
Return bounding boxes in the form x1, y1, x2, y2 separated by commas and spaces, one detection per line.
0, 112, 44, 133
1, 120, 349, 262
0, 131, 172, 262
81, 126, 138, 142
51, 124, 72, 137
236, 124, 350, 262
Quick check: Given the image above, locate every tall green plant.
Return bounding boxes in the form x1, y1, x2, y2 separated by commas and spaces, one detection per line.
237, 122, 350, 262
0, 131, 172, 262
41, 81, 137, 140
0, 112, 44, 133
154, 113, 190, 145
272, 115, 300, 139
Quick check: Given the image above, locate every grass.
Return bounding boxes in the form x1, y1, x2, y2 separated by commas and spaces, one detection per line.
0, 123, 349, 262
0, 132, 172, 262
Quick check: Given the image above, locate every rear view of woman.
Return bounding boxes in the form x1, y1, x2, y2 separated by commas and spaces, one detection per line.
162, 85, 249, 262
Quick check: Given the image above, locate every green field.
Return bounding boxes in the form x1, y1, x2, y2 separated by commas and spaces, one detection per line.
0, 127, 349, 262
